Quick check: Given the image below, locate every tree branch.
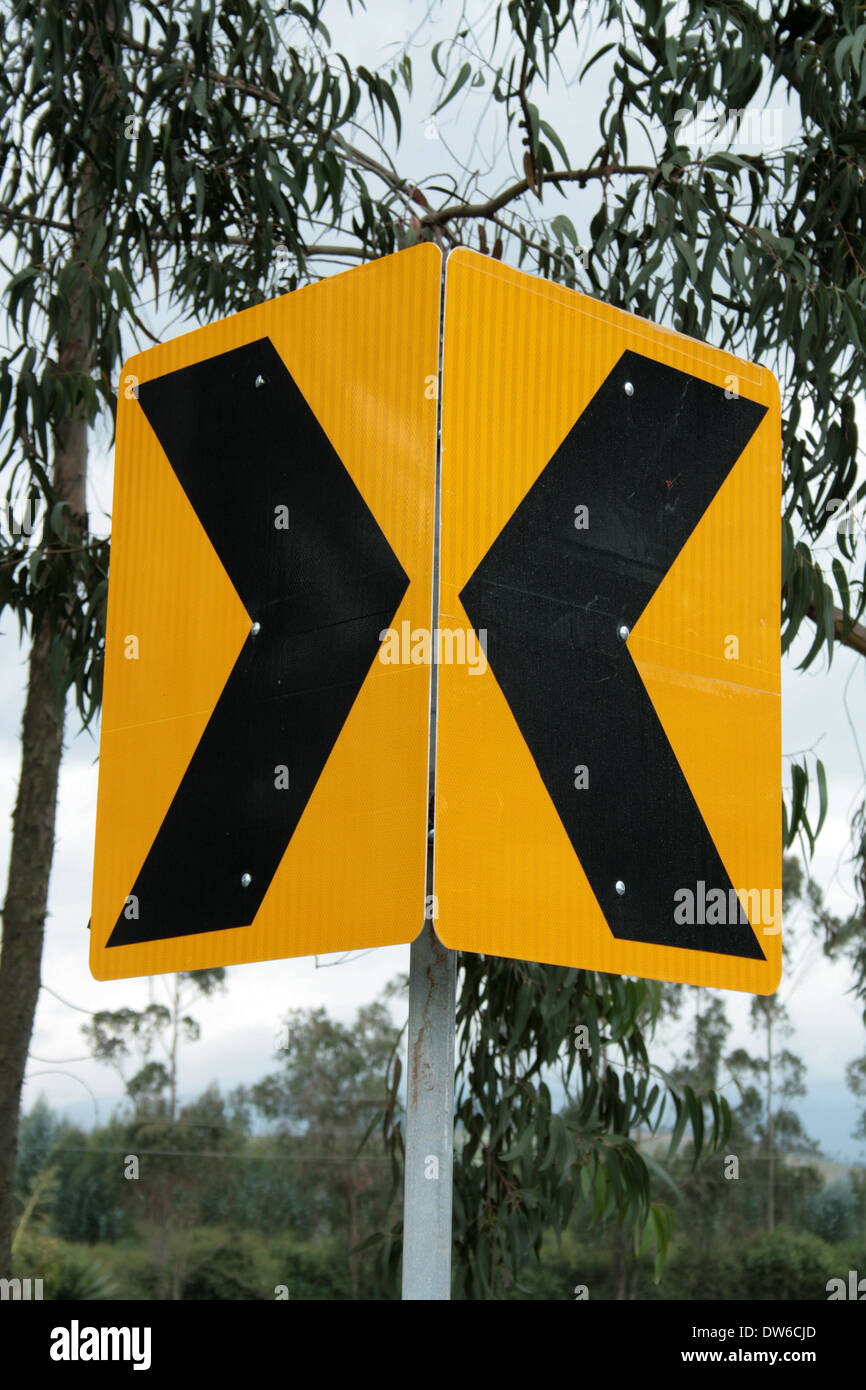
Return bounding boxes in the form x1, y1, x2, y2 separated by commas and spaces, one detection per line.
116, 30, 430, 211
0, 203, 368, 271
0, 203, 76, 234
422, 163, 658, 228
807, 601, 866, 659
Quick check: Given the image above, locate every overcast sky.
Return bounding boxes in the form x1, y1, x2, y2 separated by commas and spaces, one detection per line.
1, 0, 864, 1165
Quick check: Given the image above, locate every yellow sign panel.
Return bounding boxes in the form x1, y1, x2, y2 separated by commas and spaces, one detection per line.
91, 244, 441, 979
434, 250, 781, 993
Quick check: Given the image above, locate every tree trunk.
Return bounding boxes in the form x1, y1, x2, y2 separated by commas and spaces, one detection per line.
0, 616, 66, 1274
767, 1014, 775, 1234
347, 1176, 360, 1298
613, 1224, 628, 1300
170, 976, 179, 1123
0, 175, 92, 1277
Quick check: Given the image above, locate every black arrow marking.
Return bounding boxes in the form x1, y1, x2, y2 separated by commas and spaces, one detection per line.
108, 338, 408, 947
459, 349, 767, 958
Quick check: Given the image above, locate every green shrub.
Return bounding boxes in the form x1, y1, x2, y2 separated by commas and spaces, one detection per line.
181, 1241, 263, 1300
13, 1234, 118, 1300
505, 1224, 848, 1300
739, 1228, 839, 1300
268, 1236, 353, 1301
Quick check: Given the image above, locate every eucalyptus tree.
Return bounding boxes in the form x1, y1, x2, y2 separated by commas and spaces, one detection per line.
0, 0, 411, 1275
379, 0, 866, 1298
1, 0, 865, 1295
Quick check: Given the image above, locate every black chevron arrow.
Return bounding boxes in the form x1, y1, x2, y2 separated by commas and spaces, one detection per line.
459, 349, 768, 958
108, 338, 408, 947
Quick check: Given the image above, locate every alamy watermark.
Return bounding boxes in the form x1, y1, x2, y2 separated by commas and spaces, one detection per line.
4, 500, 41, 537
378, 622, 487, 675
827, 495, 866, 538
673, 100, 786, 155
826, 1269, 866, 1300
50, 1321, 151, 1371
0, 1276, 43, 1300
674, 881, 781, 934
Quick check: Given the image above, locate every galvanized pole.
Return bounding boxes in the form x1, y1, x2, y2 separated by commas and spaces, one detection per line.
401, 254, 456, 1300
401, 915, 456, 1299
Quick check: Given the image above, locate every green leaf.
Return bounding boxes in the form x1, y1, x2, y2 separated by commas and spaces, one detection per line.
816, 758, 828, 838
378, 80, 402, 141
650, 1203, 673, 1282
787, 762, 811, 849
433, 62, 471, 114
550, 213, 578, 247
580, 42, 616, 81
193, 166, 206, 220
500, 1126, 534, 1162
667, 1094, 687, 1158
539, 119, 569, 168
641, 1151, 680, 1199
672, 232, 699, 283
835, 33, 855, 80
832, 557, 851, 632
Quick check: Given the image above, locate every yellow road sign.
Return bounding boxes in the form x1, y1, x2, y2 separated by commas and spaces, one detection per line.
434, 249, 781, 993
92, 242, 781, 994
91, 244, 441, 979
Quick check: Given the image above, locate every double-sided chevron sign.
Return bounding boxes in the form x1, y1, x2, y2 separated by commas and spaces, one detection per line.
91, 246, 781, 992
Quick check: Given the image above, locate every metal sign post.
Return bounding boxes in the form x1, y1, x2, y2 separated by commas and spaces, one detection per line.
401, 918, 456, 1300
402, 256, 456, 1301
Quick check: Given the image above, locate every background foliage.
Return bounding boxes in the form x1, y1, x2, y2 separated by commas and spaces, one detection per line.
2, 0, 866, 1296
